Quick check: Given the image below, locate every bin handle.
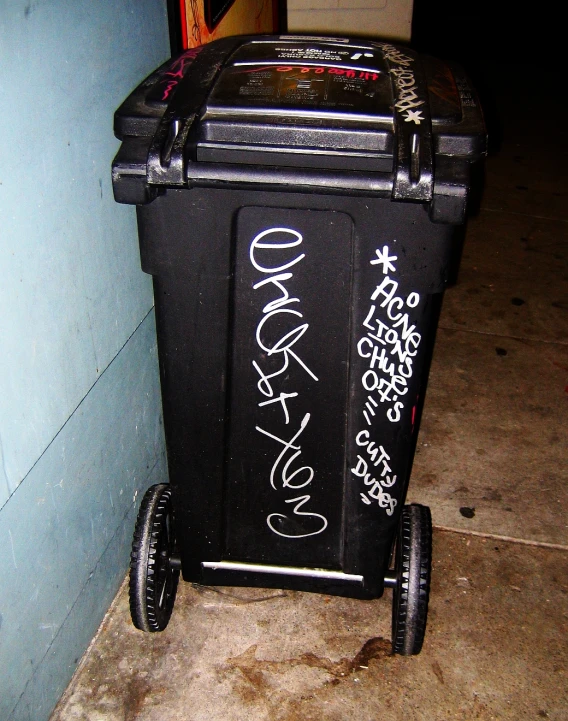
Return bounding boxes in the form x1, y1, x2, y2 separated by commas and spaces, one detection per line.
147, 37, 244, 186
374, 42, 434, 202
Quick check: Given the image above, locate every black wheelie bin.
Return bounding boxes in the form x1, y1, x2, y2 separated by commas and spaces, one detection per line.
112, 34, 486, 655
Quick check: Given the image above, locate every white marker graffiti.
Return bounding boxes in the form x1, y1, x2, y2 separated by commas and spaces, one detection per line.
404, 109, 425, 125
376, 43, 425, 123
357, 245, 421, 424
352, 429, 397, 515
250, 227, 327, 539
352, 243, 423, 513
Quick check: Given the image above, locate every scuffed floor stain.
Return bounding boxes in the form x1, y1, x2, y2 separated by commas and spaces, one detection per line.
192, 584, 288, 606
431, 660, 445, 684
348, 636, 392, 671
52, 534, 568, 721
223, 638, 395, 721
226, 635, 392, 689
123, 677, 151, 721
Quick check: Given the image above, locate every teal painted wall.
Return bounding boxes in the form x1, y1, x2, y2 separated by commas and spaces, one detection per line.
0, 2, 170, 719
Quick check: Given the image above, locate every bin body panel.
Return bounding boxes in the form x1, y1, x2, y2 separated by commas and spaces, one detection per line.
226, 207, 354, 569
136, 187, 454, 595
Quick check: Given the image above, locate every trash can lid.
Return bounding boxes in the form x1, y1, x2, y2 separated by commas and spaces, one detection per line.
196, 39, 395, 174
113, 35, 486, 221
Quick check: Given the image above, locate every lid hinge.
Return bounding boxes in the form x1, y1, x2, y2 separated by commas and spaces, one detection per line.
148, 115, 195, 186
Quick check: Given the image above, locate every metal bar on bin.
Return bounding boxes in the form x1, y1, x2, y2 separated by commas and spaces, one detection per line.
203, 561, 364, 583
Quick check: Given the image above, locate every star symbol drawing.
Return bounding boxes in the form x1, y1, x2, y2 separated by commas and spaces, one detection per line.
403, 109, 424, 124
370, 245, 398, 274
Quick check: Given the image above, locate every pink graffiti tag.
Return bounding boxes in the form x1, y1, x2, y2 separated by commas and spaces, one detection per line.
160, 47, 203, 101
411, 395, 420, 431
241, 65, 379, 81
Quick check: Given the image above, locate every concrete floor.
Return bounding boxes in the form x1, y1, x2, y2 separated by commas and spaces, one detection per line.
51, 63, 568, 721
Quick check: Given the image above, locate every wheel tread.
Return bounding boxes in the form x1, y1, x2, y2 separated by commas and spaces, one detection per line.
129, 484, 179, 632
392, 504, 432, 655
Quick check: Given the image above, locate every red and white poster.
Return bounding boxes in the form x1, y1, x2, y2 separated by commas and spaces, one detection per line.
178, 0, 279, 49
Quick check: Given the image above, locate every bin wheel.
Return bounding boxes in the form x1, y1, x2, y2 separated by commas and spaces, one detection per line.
391, 504, 432, 655
129, 484, 179, 632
